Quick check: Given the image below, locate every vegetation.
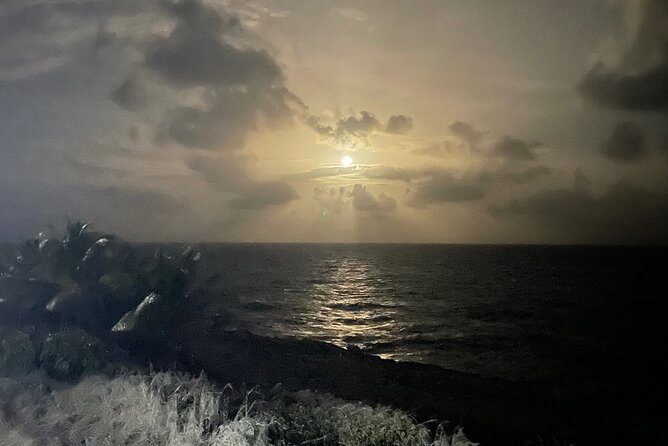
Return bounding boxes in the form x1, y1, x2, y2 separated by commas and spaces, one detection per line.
0, 370, 476, 446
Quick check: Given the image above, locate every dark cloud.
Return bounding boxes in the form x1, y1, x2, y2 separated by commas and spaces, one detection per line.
580, 61, 668, 110
492, 136, 541, 160
363, 165, 417, 182
489, 171, 668, 244
305, 111, 414, 148
350, 184, 397, 212
229, 180, 298, 209
449, 121, 483, 149
0, 1, 104, 82
185, 153, 250, 190
364, 166, 485, 206
411, 141, 457, 158
158, 86, 293, 150
186, 153, 298, 209
601, 121, 649, 162
384, 115, 414, 134
338, 111, 381, 134
96, 185, 190, 215
579, 0, 668, 110
113, 0, 295, 152
144, 9, 279, 87
110, 78, 146, 111
477, 165, 552, 184
406, 172, 484, 207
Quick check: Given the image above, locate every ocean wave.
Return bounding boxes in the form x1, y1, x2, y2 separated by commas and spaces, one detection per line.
326, 302, 398, 311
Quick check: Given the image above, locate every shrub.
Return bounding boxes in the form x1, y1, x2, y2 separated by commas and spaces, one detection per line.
0, 370, 476, 446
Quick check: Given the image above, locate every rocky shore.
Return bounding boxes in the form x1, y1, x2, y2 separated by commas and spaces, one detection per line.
0, 226, 661, 445
154, 308, 657, 446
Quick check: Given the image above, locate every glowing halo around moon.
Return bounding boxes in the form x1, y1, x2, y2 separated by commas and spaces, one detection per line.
341, 155, 353, 167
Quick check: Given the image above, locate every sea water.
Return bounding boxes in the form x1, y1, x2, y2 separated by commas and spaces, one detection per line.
198, 244, 666, 388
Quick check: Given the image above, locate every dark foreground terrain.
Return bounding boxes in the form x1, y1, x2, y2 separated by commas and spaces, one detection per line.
1, 300, 663, 446
123, 306, 660, 446
2, 232, 664, 445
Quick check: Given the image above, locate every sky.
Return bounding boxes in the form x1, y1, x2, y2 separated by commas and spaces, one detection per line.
1, 0, 667, 244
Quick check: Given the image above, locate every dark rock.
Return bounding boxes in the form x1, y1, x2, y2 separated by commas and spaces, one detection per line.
38, 327, 127, 381
45, 285, 108, 335
0, 327, 37, 377
0, 278, 60, 322
77, 237, 115, 283
111, 292, 174, 342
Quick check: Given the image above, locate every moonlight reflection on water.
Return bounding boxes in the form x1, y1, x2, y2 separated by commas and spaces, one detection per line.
299, 256, 398, 350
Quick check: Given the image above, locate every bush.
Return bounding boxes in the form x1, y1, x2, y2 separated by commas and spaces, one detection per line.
0, 370, 476, 446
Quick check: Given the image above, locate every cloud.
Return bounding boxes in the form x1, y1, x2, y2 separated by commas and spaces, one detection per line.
338, 110, 381, 134
143, 5, 278, 87
0, 181, 191, 241
384, 115, 414, 134
449, 121, 484, 149
477, 165, 552, 184
305, 111, 414, 149
110, 77, 146, 111
314, 186, 347, 215
186, 153, 298, 209
289, 165, 360, 181
491, 136, 541, 160
406, 172, 484, 207
350, 184, 397, 212
157, 86, 293, 151
0, 1, 101, 82
411, 141, 457, 158
334, 7, 368, 23
363, 164, 550, 189
579, 0, 668, 110
106, 0, 301, 214
601, 121, 649, 162
410, 122, 485, 159
489, 170, 668, 243
363, 166, 485, 206
228, 180, 299, 209
111, 0, 296, 152
363, 165, 417, 182
95, 185, 190, 215
185, 153, 250, 190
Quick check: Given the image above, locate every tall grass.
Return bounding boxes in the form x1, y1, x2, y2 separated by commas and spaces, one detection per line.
0, 370, 476, 446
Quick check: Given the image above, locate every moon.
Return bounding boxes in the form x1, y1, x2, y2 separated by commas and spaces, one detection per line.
341, 155, 353, 167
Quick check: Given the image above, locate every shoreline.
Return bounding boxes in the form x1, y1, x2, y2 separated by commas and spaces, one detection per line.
127, 308, 655, 446
0, 307, 662, 446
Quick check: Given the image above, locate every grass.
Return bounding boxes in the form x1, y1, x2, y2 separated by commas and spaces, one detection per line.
0, 370, 476, 446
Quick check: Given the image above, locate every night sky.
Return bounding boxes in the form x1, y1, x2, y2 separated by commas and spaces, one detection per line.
1, 0, 666, 243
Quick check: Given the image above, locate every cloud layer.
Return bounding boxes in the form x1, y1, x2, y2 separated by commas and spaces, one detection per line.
579, 0, 668, 111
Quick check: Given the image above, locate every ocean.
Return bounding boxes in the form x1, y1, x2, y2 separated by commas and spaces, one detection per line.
2, 242, 666, 443
198, 244, 667, 389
